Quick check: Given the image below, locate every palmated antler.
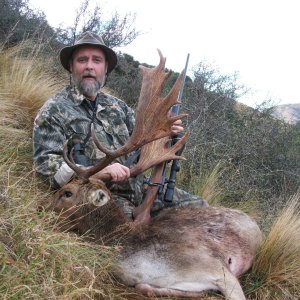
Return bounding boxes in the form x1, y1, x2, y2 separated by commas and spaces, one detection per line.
130, 133, 189, 177
63, 49, 189, 180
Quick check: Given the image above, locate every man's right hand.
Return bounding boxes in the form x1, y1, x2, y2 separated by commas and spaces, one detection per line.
92, 163, 130, 182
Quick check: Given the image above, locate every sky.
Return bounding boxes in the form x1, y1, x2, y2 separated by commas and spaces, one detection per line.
29, 0, 300, 108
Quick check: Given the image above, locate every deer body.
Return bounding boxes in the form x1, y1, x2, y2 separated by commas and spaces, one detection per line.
53, 180, 262, 300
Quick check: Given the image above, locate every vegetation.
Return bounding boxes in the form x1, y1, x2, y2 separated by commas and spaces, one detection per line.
1, 1, 300, 299
242, 194, 300, 299
1, 0, 140, 48
0, 0, 55, 46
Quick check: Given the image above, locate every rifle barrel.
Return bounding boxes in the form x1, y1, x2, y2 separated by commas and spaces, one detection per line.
171, 53, 190, 115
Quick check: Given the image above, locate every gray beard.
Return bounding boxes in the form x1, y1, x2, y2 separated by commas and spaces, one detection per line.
78, 80, 101, 97
73, 75, 106, 98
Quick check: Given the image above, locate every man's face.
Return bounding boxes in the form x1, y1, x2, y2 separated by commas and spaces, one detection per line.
70, 46, 108, 100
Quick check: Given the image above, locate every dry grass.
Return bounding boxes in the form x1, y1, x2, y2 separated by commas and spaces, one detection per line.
194, 161, 225, 206
182, 161, 260, 220
0, 187, 126, 299
242, 193, 300, 299
0, 39, 63, 131
178, 161, 226, 206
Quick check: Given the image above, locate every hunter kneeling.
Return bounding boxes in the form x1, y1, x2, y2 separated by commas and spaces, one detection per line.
33, 31, 208, 218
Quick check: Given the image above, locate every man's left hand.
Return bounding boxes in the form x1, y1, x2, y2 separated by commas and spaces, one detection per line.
171, 119, 184, 136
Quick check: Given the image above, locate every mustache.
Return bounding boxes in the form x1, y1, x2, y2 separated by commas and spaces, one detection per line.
82, 72, 96, 79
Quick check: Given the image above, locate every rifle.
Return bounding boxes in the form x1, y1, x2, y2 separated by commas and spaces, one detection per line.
159, 53, 190, 203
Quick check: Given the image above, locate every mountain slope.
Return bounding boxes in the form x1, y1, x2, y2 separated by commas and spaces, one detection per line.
272, 103, 300, 124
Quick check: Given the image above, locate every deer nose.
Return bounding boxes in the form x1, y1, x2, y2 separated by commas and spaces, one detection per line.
88, 189, 110, 206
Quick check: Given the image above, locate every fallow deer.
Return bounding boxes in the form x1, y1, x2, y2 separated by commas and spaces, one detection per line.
51, 50, 263, 299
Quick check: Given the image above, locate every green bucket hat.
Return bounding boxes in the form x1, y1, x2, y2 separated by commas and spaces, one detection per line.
59, 31, 118, 74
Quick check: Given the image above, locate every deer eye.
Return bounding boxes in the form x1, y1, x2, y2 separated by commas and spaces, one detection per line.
63, 191, 73, 198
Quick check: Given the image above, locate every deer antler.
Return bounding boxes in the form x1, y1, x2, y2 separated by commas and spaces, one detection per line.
130, 133, 189, 177
63, 49, 189, 180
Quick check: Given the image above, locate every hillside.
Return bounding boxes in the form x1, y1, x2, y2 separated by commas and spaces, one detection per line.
272, 103, 300, 124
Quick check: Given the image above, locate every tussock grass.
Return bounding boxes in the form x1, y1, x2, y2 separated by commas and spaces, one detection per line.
178, 161, 226, 206
0, 187, 124, 299
192, 161, 225, 206
243, 193, 300, 299
0, 39, 63, 131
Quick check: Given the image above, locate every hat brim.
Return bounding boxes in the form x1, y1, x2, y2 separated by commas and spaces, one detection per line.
59, 43, 118, 74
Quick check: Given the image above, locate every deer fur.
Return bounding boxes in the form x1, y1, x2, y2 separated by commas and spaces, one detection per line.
52, 179, 262, 299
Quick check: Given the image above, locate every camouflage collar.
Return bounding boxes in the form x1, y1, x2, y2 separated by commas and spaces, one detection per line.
68, 85, 88, 106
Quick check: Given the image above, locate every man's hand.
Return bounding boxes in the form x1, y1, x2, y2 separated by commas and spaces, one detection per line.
93, 163, 130, 182
171, 119, 184, 136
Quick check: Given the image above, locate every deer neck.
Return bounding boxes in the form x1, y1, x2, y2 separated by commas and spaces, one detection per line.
77, 200, 131, 244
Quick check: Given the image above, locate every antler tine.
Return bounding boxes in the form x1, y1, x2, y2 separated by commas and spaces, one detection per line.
63, 132, 190, 181
63, 142, 90, 180
62, 124, 120, 180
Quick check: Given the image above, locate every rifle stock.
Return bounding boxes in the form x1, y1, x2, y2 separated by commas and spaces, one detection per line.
163, 134, 186, 202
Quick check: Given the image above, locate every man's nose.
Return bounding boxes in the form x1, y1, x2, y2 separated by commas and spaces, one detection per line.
85, 58, 94, 69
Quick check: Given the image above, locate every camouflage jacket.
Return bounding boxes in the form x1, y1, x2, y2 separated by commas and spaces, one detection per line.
33, 85, 144, 202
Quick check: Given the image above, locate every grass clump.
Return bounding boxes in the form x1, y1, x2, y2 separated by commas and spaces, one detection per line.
0, 39, 63, 131
243, 193, 300, 299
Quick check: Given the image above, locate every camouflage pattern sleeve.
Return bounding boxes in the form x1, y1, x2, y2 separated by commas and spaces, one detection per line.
33, 87, 137, 189
33, 98, 70, 187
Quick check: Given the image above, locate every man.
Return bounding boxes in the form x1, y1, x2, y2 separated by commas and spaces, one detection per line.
33, 31, 207, 217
